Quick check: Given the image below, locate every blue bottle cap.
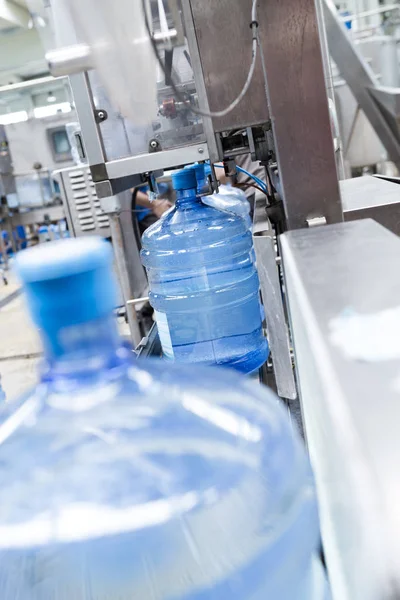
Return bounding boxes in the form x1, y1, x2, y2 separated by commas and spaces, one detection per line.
16, 237, 116, 333
184, 163, 207, 182
191, 162, 206, 181
171, 168, 197, 191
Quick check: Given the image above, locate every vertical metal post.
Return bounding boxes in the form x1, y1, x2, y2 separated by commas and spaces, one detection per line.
109, 214, 142, 347
68, 72, 107, 168
315, 0, 346, 180
181, 0, 221, 163
259, 0, 343, 229
117, 190, 148, 301
37, 171, 45, 206
0, 225, 8, 270
254, 231, 297, 400
4, 216, 16, 255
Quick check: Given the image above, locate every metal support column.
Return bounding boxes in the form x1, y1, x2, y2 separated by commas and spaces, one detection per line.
109, 213, 142, 347
253, 195, 297, 400
68, 72, 107, 172
260, 0, 343, 229
180, 0, 220, 163
0, 226, 8, 271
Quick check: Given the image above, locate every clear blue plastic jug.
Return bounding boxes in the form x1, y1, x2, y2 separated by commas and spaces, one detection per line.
0, 237, 328, 599
141, 167, 268, 373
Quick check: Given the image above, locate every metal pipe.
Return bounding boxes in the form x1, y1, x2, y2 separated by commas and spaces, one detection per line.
45, 30, 177, 78
127, 297, 149, 305
315, 0, 346, 180
46, 44, 93, 78
339, 3, 400, 21
109, 214, 142, 347
0, 75, 66, 94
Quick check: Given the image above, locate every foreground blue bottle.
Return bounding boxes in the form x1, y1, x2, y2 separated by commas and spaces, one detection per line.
141, 167, 268, 373
0, 237, 329, 599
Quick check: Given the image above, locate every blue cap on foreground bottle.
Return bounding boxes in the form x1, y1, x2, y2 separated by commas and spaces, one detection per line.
16, 236, 116, 333
0, 237, 329, 599
16, 237, 118, 359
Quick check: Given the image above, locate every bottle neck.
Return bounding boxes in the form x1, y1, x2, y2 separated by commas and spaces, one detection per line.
175, 187, 201, 207
40, 314, 127, 383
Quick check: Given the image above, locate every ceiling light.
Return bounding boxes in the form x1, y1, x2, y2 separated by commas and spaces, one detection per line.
0, 111, 28, 125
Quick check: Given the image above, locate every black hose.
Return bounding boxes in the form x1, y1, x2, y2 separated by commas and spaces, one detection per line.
131, 189, 143, 252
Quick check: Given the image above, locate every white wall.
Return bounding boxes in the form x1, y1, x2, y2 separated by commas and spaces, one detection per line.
0, 29, 47, 84
5, 112, 76, 173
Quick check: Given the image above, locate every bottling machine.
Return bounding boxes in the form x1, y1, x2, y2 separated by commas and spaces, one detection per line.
42, 1, 400, 598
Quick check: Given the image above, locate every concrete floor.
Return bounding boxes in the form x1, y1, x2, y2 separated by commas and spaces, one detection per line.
0, 264, 41, 401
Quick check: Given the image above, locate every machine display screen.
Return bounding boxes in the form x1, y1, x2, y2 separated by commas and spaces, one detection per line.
47, 126, 72, 163
52, 130, 71, 155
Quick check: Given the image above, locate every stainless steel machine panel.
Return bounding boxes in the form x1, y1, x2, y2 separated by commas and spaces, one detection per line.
189, 0, 269, 132
262, 0, 342, 229
341, 175, 400, 235
281, 219, 400, 599
57, 166, 111, 237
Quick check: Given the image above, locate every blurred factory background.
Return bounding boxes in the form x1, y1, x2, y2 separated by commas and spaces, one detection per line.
0, 1, 398, 230
0, 0, 399, 389
0, 1, 395, 238
1, 3, 400, 596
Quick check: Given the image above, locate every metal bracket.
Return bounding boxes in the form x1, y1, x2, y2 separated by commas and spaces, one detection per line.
254, 231, 297, 400
99, 194, 121, 214
307, 216, 327, 227
253, 194, 297, 400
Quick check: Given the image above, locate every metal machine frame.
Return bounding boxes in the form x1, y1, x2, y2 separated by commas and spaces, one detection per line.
56, 2, 343, 227
53, 0, 344, 402
184, 0, 343, 230
46, 2, 400, 596
48, 0, 400, 397
68, 73, 211, 199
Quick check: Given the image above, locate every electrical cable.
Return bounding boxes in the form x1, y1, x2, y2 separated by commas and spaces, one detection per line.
235, 182, 267, 196
142, 0, 258, 118
265, 167, 276, 194
130, 189, 144, 252
236, 166, 268, 192
212, 162, 268, 194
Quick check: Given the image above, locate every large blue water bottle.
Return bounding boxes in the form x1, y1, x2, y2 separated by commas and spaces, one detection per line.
141, 167, 268, 373
0, 237, 328, 599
